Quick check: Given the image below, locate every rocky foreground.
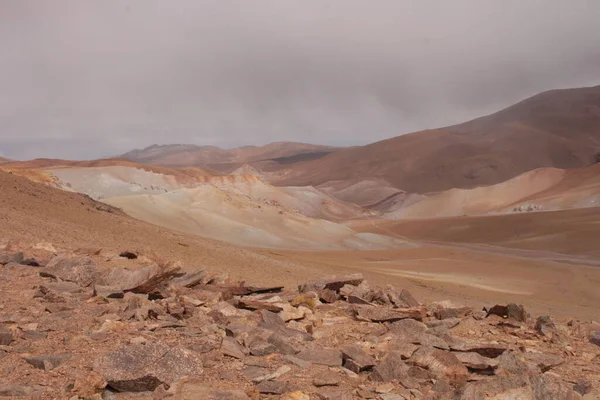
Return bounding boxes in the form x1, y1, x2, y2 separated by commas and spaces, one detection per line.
0, 242, 599, 400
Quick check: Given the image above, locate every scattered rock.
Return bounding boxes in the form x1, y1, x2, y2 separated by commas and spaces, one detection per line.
0, 251, 24, 265
341, 345, 376, 373
486, 303, 527, 322
40, 256, 99, 287
0, 327, 14, 345
237, 299, 283, 312
297, 349, 342, 366
24, 353, 71, 371
399, 289, 420, 307
573, 380, 592, 396
409, 346, 469, 385
169, 269, 207, 288
94, 343, 203, 392
168, 380, 250, 400
221, 337, 246, 359
455, 352, 498, 371
313, 371, 341, 387
255, 380, 289, 395
535, 315, 556, 336
299, 273, 364, 292
589, 331, 600, 347
371, 352, 409, 382
354, 305, 426, 322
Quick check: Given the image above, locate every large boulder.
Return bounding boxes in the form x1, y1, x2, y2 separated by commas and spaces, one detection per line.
94, 343, 203, 392
40, 256, 99, 287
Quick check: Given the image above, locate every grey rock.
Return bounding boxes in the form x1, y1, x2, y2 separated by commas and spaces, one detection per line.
40, 256, 99, 287
573, 380, 592, 396
371, 352, 409, 382
535, 316, 556, 336
94, 343, 203, 392
590, 331, 600, 347
0, 251, 24, 265
221, 337, 246, 359
24, 353, 71, 371
0, 327, 14, 346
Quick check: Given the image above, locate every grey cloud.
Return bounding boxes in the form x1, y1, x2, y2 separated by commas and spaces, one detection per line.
0, 0, 599, 159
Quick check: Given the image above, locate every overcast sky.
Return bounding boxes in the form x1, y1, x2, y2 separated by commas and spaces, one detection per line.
1, 0, 599, 160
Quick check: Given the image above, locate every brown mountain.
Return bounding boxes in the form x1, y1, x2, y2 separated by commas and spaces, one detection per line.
273, 85, 600, 193
0, 157, 12, 164
120, 141, 341, 169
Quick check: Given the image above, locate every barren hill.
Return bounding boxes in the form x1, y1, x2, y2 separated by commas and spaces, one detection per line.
121, 142, 341, 168
274, 85, 600, 194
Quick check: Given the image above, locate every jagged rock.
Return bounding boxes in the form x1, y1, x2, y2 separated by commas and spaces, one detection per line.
318, 289, 339, 303
573, 380, 592, 396
221, 337, 246, 359
384, 339, 420, 359
535, 315, 556, 336
297, 348, 342, 366
455, 352, 498, 371
341, 345, 376, 373
388, 318, 428, 337
435, 306, 473, 320
486, 303, 527, 322
40, 256, 99, 287
237, 299, 283, 312
523, 352, 565, 372
255, 380, 289, 394
103, 265, 181, 294
0, 251, 24, 265
94, 343, 203, 392
93, 285, 124, 299
448, 338, 507, 358
279, 303, 309, 322
399, 289, 419, 307
589, 331, 600, 347
24, 353, 71, 371
169, 269, 207, 288
409, 346, 469, 385
354, 305, 426, 322
167, 379, 250, 400
458, 376, 533, 399
299, 273, 364, 293
248, 365, 291, 383
371, 352, 409, 382
531, 374, 583, 400
0, 327, 14, 345
495, 351, 541, 376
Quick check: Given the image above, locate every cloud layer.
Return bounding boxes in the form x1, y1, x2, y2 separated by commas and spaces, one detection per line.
1, 0, 599, 159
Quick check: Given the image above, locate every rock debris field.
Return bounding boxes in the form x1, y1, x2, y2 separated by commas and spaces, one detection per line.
0, 244, 599, 400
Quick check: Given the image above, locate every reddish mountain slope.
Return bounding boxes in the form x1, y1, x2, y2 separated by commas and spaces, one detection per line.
274, 85, 600, 193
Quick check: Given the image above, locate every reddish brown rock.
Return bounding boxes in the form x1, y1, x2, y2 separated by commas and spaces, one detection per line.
409, 346, 469, 385
297, 349, 342, 366
455, 352, 499, 371
40, 255, 99, 287
371, 352, 409, 382
237, 299, 283, 313
0, 327, 14, 345
299, 273, 364, 293
94, 343, 203, 392
354, 305, 426, 322
341, 345, 376, 373
535, 315, 556, 336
